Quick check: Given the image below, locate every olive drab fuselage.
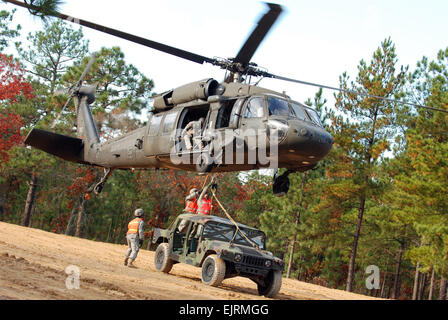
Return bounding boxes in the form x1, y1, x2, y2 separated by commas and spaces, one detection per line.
99, 81, 333, 173
26, 81, 332, 173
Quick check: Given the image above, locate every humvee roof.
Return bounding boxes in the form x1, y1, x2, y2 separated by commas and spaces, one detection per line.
177, 213, 260, 231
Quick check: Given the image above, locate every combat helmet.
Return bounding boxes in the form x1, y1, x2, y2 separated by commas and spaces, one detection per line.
134, 208, 144, 217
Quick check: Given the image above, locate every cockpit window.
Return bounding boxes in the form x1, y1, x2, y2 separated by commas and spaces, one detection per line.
305, 108, 323, 127
268, 97, 293, 117
291, 102, 309, 121
244, 97, 265, 118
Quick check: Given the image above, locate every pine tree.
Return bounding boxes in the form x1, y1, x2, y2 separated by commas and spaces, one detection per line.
0, 8, 20, 51
397, 47, 448, 294
333, 38, 407, 292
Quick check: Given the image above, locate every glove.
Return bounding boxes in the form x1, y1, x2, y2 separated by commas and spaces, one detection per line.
139, 239, 143, 248
211, 183, 218, 191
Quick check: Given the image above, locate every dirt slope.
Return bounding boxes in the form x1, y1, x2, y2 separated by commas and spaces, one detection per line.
0, 222, 379, 300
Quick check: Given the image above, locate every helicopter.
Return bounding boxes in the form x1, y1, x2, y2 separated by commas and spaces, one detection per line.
6, 1, 446, 196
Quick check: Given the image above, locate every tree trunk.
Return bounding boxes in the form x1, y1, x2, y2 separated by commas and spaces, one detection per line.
286, 213, 300, 278
280, 238, 289, 261
439, 277, 447, 300
380, 271, 387, 298
428, 268, 435, 300
287, 174, 306, 278
417, 273, 427, 300
65, 199, 80, 235
75, 197, 87, 238
346, 195, 366, 292
21, 173, 38, 227
412, 263, 420, 300
418, 273, 427, 300
56, 194, 63, 233
296, 253, 303, 281
392, 241, 404, 299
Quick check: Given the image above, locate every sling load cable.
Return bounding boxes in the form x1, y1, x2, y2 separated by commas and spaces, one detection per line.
210, 187, 261, 252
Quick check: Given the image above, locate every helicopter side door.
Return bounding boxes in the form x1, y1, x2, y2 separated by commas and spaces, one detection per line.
239, 96, 268, 151
143, 110, 179, 156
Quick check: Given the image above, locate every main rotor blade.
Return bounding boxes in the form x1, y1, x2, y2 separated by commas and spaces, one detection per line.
233, 3, 283, 65
4, 0, 215, 65
266, 73, 448, 114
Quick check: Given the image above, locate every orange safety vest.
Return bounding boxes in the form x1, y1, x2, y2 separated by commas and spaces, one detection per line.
185, 199, 198, 213
127, 218, 143, 235
197, 198, 212, 215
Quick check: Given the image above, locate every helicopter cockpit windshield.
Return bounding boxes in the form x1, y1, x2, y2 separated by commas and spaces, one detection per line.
267, 96, 323, 128
304, 107, 323, 127
268, 97, 293, 117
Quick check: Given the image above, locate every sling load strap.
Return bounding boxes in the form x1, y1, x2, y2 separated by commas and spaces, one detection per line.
201, 174, 211, 190
210, 188, 261, 252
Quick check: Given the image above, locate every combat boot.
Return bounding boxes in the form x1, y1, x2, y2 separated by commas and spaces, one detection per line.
127, 259, 137, 268
124, 258, 128, 266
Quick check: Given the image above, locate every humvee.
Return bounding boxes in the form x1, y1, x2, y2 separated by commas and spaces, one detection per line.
151, 213, 284, 298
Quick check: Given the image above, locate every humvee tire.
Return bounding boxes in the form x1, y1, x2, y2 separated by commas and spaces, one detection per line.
201, 254, 226, 286
154, 243, 174, 273
257, 270, 282, 298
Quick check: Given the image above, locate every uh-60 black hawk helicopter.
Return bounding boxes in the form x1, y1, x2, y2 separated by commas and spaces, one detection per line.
8, 1, 446, 196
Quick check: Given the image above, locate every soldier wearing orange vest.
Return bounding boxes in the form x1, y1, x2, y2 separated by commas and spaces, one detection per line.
124, 208, 145, 268
183, 188, 199, 213
197, 185, 213, 215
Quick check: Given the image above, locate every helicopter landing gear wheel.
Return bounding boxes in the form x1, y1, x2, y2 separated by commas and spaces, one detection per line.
196, 152, 214, 173
273, 170, 292, 197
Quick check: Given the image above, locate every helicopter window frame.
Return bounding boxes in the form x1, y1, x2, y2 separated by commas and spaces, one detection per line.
243, 96, 266, 119
216, 99, 238, 129
304, 107, 323, 127
291, 102, 311, 122
148, 114, 163, 136
228, 98, 246, 129
267, 96, 294, 117
162, 110, 179, 134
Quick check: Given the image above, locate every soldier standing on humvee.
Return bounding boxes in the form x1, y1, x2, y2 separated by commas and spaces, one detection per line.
197, 183, 214, 215
124, 208, 145, 268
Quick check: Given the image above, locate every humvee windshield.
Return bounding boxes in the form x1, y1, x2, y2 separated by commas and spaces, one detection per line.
202, 221, 266, 249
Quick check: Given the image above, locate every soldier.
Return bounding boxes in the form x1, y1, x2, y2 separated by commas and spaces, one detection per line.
178, 189, 198, 232
197, 183, 213, 215
124, 208, 145, 268
182, 117, 204, 151
184, 188, 199, 214
189, 182, 216, 239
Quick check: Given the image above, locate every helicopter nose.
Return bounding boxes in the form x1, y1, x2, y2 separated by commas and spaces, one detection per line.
285, 123, 333, 163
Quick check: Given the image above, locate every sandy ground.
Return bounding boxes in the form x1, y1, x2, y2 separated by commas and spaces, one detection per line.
0, 221, 379, 300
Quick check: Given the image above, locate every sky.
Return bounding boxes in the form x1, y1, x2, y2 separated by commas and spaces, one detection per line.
3, 0, 448, 108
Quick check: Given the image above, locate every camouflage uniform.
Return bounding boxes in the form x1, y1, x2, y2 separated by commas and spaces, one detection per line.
182, 118, 204, 150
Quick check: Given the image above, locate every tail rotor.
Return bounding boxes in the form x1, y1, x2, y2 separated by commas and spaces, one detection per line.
51, 52, 97, 129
